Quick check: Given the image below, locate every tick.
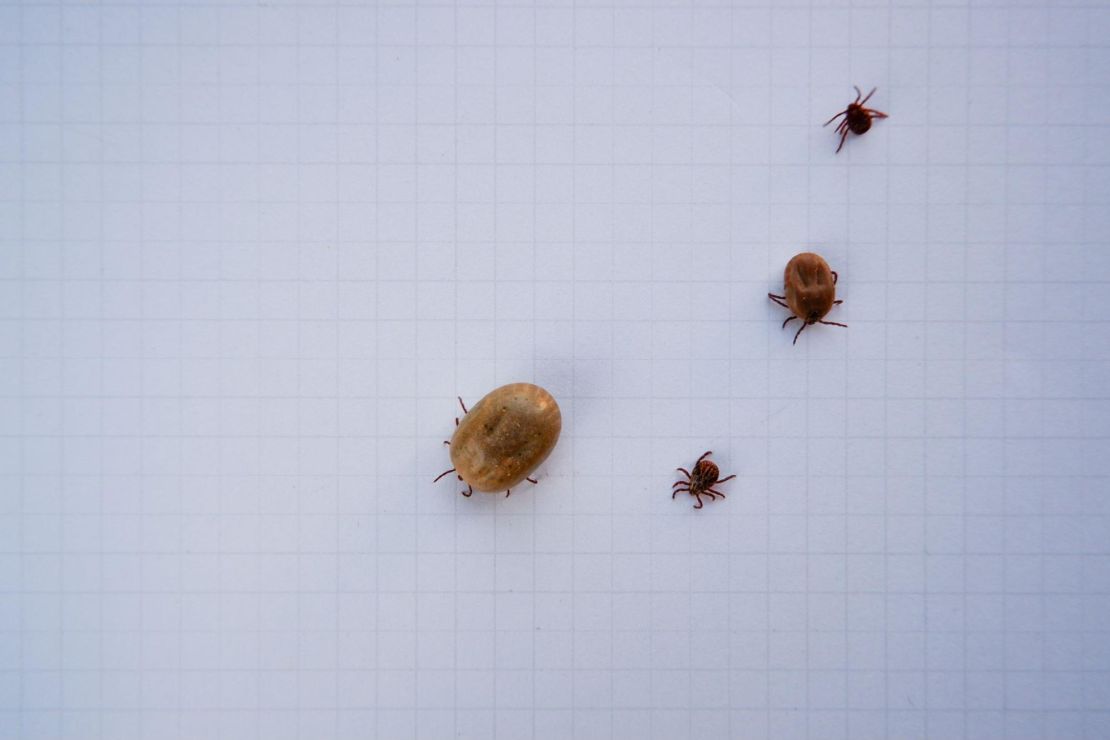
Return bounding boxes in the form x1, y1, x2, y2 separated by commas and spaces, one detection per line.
673, 451, 735, 510
768, 252, 847, 345
434, 382, 562, 498
824, 86, 888, 153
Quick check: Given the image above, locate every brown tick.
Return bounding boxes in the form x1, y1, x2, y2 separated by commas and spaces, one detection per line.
824, 86, 888, 153
435, 383, 561, 498
672, 451, 735, 510
768, 252, 847, 345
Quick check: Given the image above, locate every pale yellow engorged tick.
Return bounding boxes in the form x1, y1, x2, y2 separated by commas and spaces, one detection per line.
434, 382, 562, 498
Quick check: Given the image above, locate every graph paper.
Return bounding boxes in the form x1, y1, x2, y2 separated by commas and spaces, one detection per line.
2, 0, 1109, 738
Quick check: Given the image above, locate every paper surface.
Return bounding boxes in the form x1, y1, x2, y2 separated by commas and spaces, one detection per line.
3, 1, 1110, 738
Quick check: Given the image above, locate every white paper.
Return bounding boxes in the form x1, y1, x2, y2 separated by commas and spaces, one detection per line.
2, 1, 1109, 738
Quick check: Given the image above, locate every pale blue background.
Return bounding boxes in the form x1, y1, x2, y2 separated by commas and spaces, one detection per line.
2, 0, 1109, 738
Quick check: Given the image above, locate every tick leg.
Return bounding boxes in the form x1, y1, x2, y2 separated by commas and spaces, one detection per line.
692, 494, 704, 510
835, 128, 850, 154
823, 109, 848, 127
857, 86, 874, 104
702, 490, 716, 500
443, 440, 450, 446
831, 270, 838, 284
716, 474, 737, 484
833, 299, 843, 305
696, 451, 712, 464
455, 418, 459, 427
782, 315, 796, 329
673, 480, 689, 488
676, 467, 691, 479
793, 321, 808, 345
768, 293, 789, 308
457, 397, 468, 414
461, 484, 473, 498
434, 467, 456, 482
708, 489, 727, 499
672, 487, 689, 499
866, 110, 889, 119
526, 477, 537, 484
820, 320, 848, 328
505, 489, 511, 498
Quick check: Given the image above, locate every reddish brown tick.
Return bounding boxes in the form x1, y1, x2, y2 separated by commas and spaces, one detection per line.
769, 252, 847, 345
824, 86, 888, 153
673, 451, 735, 510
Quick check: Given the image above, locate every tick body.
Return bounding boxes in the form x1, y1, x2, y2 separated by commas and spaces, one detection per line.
824, 86, 888, 153
673, 451, 735, 510
434, 382, 561, 498
768, 252, 847, 345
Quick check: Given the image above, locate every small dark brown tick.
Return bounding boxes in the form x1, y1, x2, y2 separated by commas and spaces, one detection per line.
434, 382, 561, 498
824, 86, 888, 153
673, 451, 735, 510
768, 252, 847, 345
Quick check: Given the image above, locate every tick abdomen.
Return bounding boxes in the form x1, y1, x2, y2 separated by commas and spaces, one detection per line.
847, 109, 872, 134
449, 383, 561, 493
784, 252, 837, 321
691, 460, 720, 490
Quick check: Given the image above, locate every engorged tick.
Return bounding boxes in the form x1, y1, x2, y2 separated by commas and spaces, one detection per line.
434, 382, 561, 498
824, 86, 888, 153
768, 252, 847, 345
672, 451, 735, 510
